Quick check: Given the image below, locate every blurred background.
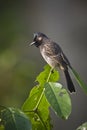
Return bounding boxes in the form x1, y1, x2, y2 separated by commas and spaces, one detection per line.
0, 0, 87, 129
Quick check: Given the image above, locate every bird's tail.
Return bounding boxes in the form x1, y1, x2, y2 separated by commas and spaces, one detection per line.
64, 69, 75, 93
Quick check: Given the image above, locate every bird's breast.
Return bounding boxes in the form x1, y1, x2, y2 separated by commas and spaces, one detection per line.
40, 47, 57, 68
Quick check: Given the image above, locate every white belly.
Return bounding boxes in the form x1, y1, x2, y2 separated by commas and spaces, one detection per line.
40, 47, 57, 68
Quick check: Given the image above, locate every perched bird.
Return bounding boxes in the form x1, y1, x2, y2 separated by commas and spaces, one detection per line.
30, 32, 75, 93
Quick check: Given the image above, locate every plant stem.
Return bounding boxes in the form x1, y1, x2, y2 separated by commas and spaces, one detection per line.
24, 109, 47, 129
37, 110, 48, 130
24, 67, 54, 129
33, 67, 53, 111
46, 67, 53, 82
33, 88, 45, 111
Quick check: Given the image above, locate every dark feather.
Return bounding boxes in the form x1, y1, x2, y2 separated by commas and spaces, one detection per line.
43, 41, 70, 69
64, 69, 75, 93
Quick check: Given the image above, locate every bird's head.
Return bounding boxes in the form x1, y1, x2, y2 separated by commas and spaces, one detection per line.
30, 32, 48, 47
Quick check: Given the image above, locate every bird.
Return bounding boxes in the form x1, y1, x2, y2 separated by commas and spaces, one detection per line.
30, 32, 75, 93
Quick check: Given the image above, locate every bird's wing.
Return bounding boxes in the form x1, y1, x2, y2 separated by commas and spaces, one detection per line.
43, 42, 71, 67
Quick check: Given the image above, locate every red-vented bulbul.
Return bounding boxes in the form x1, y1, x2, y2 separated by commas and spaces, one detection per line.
30, 32, 75, 93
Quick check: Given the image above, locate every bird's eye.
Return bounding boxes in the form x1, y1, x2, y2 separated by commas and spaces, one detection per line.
38, 36, 42, 41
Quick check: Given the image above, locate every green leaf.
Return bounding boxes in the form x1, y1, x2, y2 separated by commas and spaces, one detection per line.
44, 82, 71, 120
22, 64, 59, 130
22, 65, 62, 129
38, 95, 52, 130
22, 86, 52, 130
76, 122, 87, 130
0, 106, 32, 130
71, 67, 87, 94
22, 86, 43, 111
36, 64, 59, 86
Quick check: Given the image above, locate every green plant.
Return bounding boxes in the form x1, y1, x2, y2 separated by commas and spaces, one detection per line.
0, 64, 87, 130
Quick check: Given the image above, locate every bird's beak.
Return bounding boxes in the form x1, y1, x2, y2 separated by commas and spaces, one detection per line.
29, 41, 35, 46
